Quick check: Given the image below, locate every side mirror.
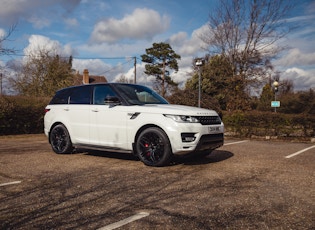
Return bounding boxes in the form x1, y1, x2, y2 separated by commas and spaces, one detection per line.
104, 96, 121, 106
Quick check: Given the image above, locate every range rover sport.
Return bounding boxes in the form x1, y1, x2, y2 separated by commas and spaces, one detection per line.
44, 83, 224, 166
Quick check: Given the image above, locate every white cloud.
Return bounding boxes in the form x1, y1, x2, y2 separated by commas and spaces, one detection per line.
0, 28, 6, 38
23, 35, 75, 58
276, 48, 315, 67
169, 24, 208, 56
78, 38, 154, 59
0, 0, 81, 27
73, 59, 112, 78
64, 18, 79, 27
28, 16, 51, 29
90, 8, 170, 44
72, 58, 137, 83
282, 67, 315, 91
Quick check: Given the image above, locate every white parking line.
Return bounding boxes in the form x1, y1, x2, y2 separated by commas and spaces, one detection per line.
97, 212, 150, 230
0, 181, 22, 187
224, 140, 249, 146
285, 145, 315, 159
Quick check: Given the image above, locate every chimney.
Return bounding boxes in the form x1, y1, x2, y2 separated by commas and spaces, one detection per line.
83, 69, 89, 84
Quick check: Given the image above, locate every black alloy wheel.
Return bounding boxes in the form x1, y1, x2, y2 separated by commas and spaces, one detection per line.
136, 127, 172, 167
50, 124, 73, 154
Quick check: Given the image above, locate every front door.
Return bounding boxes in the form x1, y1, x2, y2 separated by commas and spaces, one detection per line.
90, 85, 128, 149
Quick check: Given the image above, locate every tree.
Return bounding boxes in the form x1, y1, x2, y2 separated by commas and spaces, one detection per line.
141, 42, 181, 97
278, 89, 315, 114
257, 83, 274, 111
186, 55, 230, 110
201, 0, 293, 110
116, 74, 133, 83
0, 24, 18, 56
11, 49, 74, 97
166, 88, 222, 116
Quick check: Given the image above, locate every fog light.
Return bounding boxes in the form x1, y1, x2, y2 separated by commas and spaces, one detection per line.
181, 133, 196, 142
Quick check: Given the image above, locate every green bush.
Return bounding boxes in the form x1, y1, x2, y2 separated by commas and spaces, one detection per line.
223, 111, 315, 139
0, 96, 50, 135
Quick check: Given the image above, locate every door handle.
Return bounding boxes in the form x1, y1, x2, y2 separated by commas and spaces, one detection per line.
91, 108, 99, 112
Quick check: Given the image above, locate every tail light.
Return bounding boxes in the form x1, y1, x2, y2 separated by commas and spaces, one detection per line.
45, 108, 50, 113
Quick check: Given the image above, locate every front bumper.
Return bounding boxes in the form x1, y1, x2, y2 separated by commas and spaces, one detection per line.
195, 133, 224, 151
165, 121, 224, 155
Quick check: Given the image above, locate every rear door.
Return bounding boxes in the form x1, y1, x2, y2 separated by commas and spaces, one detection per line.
67, 86, 92, 144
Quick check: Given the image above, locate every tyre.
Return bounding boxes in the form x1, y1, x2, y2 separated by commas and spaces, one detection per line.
136, 127, 172, 167
49, 124, 73, 154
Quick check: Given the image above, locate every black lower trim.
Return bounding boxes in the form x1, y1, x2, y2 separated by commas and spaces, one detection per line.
74, 144, 132, 153
195, 133, 224, 151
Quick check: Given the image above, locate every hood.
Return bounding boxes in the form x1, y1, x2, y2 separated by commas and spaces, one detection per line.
129, 104, 219, 116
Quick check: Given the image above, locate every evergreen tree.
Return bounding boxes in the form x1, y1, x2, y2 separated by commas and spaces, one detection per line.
141, 42, 181, 97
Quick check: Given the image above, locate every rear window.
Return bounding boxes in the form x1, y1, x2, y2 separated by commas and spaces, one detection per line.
49, 88, 71, 104
49, 85, 92, 105
69, 86, 92, 104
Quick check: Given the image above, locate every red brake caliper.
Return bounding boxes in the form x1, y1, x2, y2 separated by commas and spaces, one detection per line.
144, 143, 150, 156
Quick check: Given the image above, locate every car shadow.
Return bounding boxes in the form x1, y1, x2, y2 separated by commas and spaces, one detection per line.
82, 149, 139, 162
77, 148, 233, 167
172, 150, 234, 166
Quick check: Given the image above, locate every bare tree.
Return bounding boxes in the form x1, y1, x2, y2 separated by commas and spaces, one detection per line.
0, 24, 18, 56
10, 49, 74, 97
116, 74, 133, 83
201, 0, 293, 110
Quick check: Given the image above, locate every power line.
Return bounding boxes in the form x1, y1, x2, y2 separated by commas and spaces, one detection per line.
5, 52, 139, 61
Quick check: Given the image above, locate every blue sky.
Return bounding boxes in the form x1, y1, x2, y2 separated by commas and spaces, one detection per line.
0, 0, 314, 94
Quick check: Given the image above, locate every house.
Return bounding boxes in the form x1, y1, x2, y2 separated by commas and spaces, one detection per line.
73, 69, 107, 85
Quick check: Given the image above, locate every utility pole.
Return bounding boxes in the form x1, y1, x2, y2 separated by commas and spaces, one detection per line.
0, 73, 2, 95
134, 57, 137, 84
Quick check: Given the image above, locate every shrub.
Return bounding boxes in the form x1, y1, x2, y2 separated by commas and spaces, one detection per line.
0, 96, 50, 135
223, 111, 315, 139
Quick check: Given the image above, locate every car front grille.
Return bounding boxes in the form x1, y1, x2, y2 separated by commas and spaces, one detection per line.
196, 116, 222, 125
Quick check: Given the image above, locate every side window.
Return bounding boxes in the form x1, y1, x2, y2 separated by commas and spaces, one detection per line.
93, 85, 116, 105
69, 86, 92, 104
49, 89, 71, 104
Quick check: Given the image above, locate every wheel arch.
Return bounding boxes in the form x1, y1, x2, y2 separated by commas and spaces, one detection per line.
48, 122, 67, 143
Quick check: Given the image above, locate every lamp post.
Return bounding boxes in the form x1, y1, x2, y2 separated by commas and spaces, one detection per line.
195, 59, 203, 107
273, 80, 279, 113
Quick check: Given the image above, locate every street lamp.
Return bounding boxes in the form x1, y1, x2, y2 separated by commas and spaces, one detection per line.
273, 80, 279, 112
195, 59, 203, 107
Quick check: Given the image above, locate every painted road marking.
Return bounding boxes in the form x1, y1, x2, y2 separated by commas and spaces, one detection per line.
0, 181, 22, 187
98, 212, 150, 230
224, 140, 249, 146
285, 145, 315, 159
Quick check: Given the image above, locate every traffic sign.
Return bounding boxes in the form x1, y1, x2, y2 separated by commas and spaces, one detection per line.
271, 101, 280, 107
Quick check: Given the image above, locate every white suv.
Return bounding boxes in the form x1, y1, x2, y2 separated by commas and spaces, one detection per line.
44, 83, 224, 166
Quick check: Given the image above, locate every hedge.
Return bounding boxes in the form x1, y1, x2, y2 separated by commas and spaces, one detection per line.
223, 111, 315, 140
0, 96, 50, 135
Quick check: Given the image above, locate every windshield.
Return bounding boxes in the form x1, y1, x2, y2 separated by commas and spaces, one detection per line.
114, 84, 169, 105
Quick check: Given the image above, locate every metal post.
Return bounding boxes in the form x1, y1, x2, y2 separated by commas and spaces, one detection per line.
195, 59, 203, 108
198, 67, 201, 108
273, 80, 279, 113
274, 91, 277, 113
134, 57, 136, 84
0, 73, 2, 95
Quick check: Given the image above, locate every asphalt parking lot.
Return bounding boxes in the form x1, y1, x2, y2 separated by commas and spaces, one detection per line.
0, 134, 314, 229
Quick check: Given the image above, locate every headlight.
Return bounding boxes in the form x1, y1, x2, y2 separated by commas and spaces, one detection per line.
164, 114, 199, 123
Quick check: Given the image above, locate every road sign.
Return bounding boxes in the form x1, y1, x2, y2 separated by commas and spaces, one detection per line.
271, 101, 280, 107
